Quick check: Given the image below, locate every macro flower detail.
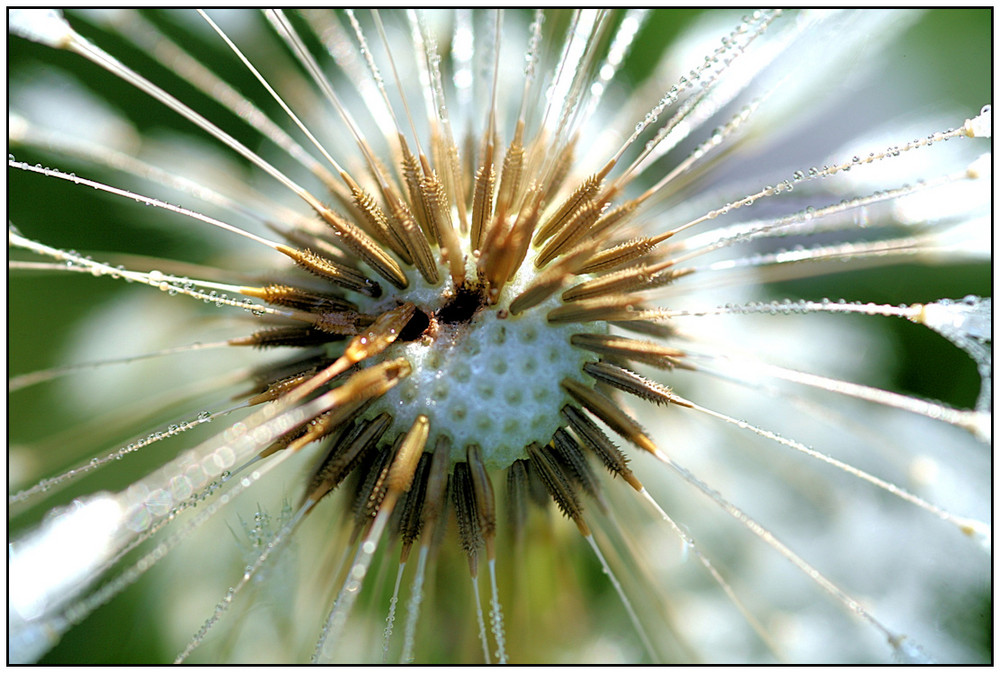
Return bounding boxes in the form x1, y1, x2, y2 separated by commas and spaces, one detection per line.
8, 8, 991, 664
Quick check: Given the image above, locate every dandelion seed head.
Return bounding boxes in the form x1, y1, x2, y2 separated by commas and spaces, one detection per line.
363, 265, 603, 469
8, 7, 991, 665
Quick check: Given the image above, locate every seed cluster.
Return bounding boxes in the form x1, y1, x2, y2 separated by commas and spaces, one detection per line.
223, 59, 696, 584
364, 258, 604, 470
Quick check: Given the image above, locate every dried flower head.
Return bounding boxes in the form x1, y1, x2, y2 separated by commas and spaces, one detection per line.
8, 8, 992, 664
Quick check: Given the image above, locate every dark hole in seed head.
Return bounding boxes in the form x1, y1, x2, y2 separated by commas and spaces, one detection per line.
436, 284, 487, 325
399, 307, 431, 342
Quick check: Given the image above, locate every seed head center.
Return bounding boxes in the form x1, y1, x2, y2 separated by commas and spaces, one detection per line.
364, 275, 600, 470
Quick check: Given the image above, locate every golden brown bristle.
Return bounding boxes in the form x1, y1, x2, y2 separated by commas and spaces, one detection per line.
561, 405, 643, 492
561, 378, 658, 456
569, 333, 686, 370
527, 443, 590, 537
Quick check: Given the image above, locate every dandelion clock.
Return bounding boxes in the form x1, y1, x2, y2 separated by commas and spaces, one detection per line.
8, 8, 991, 664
